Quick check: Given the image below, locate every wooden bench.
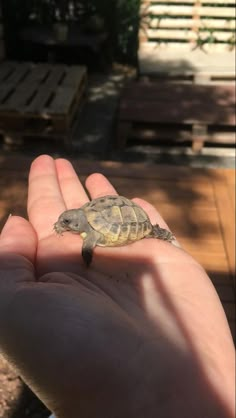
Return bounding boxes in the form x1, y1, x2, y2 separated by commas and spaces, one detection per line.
0, 61, 87, 148
117, 81, 235, 152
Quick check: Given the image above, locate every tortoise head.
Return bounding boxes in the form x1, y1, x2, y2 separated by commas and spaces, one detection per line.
54, 208, 86, 235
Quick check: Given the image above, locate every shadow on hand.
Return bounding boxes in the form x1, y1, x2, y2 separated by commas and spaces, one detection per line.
3, 248, 232, 418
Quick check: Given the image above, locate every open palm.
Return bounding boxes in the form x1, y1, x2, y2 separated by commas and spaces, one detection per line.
0, 155, 234, 418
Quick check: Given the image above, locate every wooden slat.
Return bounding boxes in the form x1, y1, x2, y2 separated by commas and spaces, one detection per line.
142, 0, 194, 4
149, 18, 236, 30
49, 87, 77, 114
23, 63, 51, 83
199, 18, 235, 30
3, 62, 31, 85
198, 31, 235, 44
0, 61, 16, 82
131, 126, 235, 145
0, 155, 227, 183
120, 101, 235, 125
147, 29, 234, 42
191, 254, 230, 273
221, 169, 235, 213
0, 84, 14, 102
121, 82, 235, 102
156, 205, 222, 238
198, 5, 234, 16
0, 84, 37, 110
23, 66, 65, 113
148, 5, 235, 18
50, 68, 86, 114
178, 238, 226, 255
144, 0, 235, 4
213, 176, 235, 281
146, 29, 197, 41
148, 5, 196, 17
200, 0, 235, 3
62, 65, 86, 88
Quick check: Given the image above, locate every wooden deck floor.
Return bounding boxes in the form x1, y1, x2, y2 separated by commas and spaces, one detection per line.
0, 155, 235, 342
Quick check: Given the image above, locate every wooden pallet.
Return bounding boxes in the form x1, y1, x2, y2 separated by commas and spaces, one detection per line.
139, 0, 235, 79
117, 81, 235, 151
140, 0, 235, 48
0, 61, 87, 146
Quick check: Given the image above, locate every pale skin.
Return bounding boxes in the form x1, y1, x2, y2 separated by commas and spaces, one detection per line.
0, 155, 234, 418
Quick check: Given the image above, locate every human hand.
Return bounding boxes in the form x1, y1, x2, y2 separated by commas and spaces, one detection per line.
0, 155, 234, 418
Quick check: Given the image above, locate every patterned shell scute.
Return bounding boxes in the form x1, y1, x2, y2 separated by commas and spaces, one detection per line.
83, 195, 152, 245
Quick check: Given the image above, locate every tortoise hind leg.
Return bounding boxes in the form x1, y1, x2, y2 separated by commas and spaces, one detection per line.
147, 224, 174, 243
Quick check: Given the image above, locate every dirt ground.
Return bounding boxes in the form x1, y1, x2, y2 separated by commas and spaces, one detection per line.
0, 354, 50, 418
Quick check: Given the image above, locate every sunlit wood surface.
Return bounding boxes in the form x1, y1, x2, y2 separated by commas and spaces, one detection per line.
0, 155, 235, 341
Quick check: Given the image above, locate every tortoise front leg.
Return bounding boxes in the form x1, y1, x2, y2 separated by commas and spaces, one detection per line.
81, 232, 98, 267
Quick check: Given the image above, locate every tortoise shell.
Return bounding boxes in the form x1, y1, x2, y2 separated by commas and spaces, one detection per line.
83, 195, 152, 246
54, 195, 174, 266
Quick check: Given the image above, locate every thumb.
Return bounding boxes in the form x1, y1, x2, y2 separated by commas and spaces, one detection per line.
0, 215, 37, 297
0, 215, 37, 353
0, 215, 37, 263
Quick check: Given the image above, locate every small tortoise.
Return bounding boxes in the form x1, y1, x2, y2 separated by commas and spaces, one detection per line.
54, 195, 174, 266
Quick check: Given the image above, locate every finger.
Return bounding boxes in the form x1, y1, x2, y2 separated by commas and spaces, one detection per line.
0, 215, 37, 264
55, 158, 89, 209
85, 173, 118, 199
0, 217, 35, 307
28, 155, 66, 240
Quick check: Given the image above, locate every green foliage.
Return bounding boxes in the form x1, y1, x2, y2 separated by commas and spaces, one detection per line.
2, 0, 235, 62
91, 0, 142, 63
114, 0, 141, 62
2, 0, 143, 63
